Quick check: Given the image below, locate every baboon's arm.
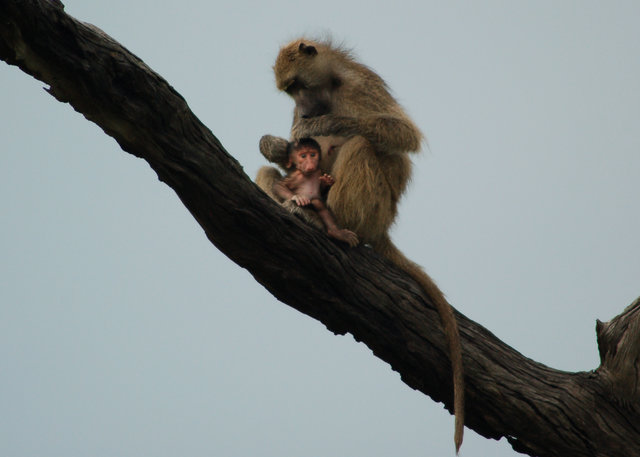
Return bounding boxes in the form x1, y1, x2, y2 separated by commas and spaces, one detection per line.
292, 115, 421, 153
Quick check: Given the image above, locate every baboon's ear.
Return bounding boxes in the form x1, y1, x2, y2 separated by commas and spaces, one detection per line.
299, 42, 318, 56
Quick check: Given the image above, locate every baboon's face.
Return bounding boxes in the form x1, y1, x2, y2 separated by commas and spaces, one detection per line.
288, 146, 320, 175
274, 41, 339, 118
286, 83, 332, 118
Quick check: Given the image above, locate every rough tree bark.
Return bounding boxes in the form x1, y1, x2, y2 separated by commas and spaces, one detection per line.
1, 1, 638, 456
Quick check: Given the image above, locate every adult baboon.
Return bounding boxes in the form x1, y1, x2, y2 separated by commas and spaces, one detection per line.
256, 39, 465, 452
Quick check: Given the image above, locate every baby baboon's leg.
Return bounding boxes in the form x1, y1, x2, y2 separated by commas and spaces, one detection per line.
256, 165, 324, 229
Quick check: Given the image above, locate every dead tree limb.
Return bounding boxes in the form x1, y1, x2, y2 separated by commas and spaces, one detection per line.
1, 1, 638, 455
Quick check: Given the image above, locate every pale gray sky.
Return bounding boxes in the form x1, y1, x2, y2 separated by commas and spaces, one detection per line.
1, 1, 638, 456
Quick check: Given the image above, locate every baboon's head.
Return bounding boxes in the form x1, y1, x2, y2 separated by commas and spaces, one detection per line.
274, 39, 342, 118
286, 138, 322, 175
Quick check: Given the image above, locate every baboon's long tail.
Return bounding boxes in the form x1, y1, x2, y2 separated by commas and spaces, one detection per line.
376, 235, 465, 453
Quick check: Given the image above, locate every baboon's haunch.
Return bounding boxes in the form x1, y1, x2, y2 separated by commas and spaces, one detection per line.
257, 39, 465, 452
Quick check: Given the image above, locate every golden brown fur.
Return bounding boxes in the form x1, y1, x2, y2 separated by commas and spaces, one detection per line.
257, 38, 465, 452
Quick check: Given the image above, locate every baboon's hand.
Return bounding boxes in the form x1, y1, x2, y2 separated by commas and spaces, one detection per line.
259, 134, 289, 166
319, 174, 335, 187
291, 115, 358, 140
291, 195, 310, 207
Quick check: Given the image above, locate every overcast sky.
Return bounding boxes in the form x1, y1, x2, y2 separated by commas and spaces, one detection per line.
1, 1, 639, 456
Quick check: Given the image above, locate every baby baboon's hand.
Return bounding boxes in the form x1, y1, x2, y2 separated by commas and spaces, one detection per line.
319, 174, 335, 187
291, 195, 310, 207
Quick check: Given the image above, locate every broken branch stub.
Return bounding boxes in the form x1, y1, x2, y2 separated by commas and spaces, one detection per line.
596, 297, 640, 406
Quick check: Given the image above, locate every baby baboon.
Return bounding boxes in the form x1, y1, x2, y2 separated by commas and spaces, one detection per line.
272, 138, 358, 247
256, 39, 465, 452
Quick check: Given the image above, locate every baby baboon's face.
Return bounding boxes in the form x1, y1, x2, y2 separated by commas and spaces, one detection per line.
289, 146, 320, 175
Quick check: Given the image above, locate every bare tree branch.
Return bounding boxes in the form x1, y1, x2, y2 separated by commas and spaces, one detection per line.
597, 298, 640, 405
1, 1, 638, 455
